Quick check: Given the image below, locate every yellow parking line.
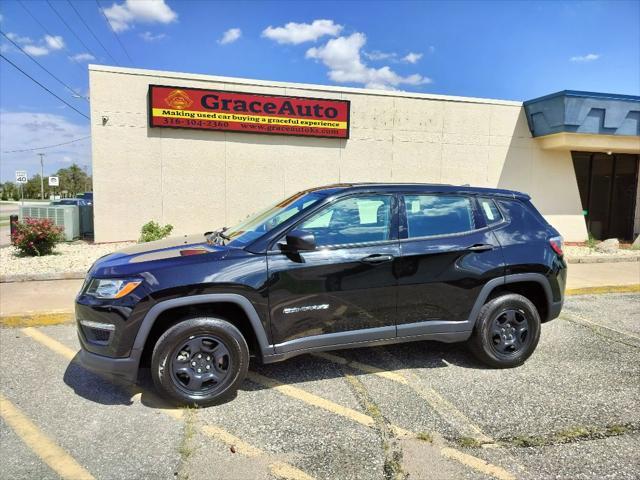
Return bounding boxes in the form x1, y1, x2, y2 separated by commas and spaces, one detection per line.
311, 352, 409, 384
441, 447, 514, 480
0, 394, 95, 480
312, 351, 493, 443
247, 371, 513, 479
202, 424, 314, 480
22, 327, 512, 480
21, 327, 315, 480
247, 371, 376, 428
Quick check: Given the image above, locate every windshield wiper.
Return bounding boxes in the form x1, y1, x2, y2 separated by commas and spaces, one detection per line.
206, 227, 229, 245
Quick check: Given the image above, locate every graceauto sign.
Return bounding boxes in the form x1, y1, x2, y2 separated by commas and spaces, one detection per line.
148, 85, 350, 139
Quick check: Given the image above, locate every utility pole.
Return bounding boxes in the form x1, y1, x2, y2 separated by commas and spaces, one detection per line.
37, 153, 45, 200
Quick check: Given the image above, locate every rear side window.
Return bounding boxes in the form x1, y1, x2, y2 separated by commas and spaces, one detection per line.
403, 195, 474, 238
478, 197, 503, 225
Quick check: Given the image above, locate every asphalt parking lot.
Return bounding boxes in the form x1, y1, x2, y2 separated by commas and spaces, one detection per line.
1, 293, 638, 480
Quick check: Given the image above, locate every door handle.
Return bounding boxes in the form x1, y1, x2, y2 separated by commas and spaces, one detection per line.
466, 244, 494, 252
360, 254, 394, 264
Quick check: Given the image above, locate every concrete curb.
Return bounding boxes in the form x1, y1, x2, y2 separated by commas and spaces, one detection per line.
0, 311, 74, 328
566, 255, 640, 264
565, 285, 640, 296
0, 272, 86, 283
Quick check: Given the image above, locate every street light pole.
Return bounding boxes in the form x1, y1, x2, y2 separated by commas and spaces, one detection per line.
37, 153, 45, 200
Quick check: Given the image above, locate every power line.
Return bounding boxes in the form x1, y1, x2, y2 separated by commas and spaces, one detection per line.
95, 0, 133, 64
0, 53, 89, 120
16, 0, 87, 74
0, 30, 89, 102
46, 0, 99, 61
3, 136, 91, 154
66, 0, 119, 66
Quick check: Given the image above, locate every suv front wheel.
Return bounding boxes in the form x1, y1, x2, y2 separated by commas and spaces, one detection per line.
151, 317, 249, 406
468, 293, 541, 368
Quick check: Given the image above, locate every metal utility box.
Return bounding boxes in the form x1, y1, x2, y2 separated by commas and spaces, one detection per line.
19, 205, 80, 241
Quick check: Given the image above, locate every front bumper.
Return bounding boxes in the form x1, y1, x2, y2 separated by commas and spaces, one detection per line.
77, 346, 141, 383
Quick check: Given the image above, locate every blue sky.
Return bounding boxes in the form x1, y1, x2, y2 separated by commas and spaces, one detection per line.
0, 0, 639, 182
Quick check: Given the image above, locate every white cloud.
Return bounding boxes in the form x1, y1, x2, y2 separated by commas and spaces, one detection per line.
23, 45, 50, 56
403, 52, 422, 64
570, 53, 600, 62
262, 19, 343, 45
44, 35, 64, 50
219, 28, 241, 45
69, 52, 95, 62
6, 32, 65, 56
0, 112, 91, 181
364, 50, 396, 61
103, 0, 177, 32
306, 33, 431, 90
428, 45, 435, 54
139, 31, 166, 42
6, 32, 33, 44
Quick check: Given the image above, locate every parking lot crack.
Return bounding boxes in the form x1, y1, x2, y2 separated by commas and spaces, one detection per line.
342, 369, 407, 480
497, 422, 640, 448
175, 406, 198, 480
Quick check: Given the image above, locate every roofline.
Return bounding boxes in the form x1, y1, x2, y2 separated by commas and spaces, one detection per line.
524, 89, 640, 105
88, 64, 523, 107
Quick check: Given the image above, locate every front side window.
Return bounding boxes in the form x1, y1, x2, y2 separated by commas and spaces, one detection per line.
299, 195, 393, 247
403, 195, 474, 238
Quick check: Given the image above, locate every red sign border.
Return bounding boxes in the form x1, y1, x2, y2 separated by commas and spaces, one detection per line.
147, 84, 351, 140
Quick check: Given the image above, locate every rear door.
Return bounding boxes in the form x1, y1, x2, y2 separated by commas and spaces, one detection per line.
267, 193, 400, 351
395, 193, 504, 336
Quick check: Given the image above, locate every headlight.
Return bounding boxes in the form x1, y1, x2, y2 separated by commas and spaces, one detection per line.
85, 278, 142, 299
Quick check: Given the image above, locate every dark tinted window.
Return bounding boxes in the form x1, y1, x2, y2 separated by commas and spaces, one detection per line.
300, 195, 392, 247
403, 195, 474, 238
478, 197, 503, 225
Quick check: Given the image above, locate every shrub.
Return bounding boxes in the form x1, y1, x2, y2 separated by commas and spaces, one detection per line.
139, 220, 174, 243
11, 218, 63, 256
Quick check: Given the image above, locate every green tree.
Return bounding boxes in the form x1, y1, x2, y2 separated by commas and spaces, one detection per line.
56, 163, 91, 196
1, 181, 19, 200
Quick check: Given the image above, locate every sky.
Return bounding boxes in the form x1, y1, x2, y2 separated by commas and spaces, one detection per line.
0, 0, 638, 182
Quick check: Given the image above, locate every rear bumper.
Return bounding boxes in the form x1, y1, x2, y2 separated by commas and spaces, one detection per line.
77, 344, 140, 383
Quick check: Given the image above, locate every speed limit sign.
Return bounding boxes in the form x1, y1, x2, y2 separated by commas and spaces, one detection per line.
15, 170, 27, 184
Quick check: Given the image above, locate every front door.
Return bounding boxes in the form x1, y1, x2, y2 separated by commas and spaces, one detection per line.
267, 194, 400, 352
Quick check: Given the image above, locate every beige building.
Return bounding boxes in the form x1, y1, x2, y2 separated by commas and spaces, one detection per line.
89, 65, 640, 243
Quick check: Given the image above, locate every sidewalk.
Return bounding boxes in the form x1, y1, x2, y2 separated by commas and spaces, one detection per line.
1, 263, 638, 319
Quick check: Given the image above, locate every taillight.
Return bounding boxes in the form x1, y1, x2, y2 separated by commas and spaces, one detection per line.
549, 236, 564, 256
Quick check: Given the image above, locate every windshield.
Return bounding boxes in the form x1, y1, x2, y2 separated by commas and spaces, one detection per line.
222, 191, 325, 247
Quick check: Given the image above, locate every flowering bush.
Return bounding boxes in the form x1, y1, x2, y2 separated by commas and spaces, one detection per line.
11, 218, 64, 256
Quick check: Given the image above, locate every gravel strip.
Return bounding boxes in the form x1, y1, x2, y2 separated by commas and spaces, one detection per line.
0, 242, 134, 278
564, 245, 640, 259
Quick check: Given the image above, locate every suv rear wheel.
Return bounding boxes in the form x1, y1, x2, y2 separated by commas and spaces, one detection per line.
468, 293, 541, 368
151, 317, 249, 406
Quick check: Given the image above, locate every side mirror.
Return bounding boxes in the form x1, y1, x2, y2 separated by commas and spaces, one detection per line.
285, 229, 316, 251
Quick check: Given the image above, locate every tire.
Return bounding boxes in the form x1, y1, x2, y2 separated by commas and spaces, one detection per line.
468, 293, 541, 368
151, 317, 249, 406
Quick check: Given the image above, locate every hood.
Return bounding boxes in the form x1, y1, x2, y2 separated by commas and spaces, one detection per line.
89, 233, 229, 277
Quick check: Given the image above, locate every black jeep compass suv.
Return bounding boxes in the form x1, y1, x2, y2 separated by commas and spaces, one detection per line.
76, 183, 566, 406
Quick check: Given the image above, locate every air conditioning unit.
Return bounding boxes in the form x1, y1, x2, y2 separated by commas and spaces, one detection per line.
19, 205, 80, 241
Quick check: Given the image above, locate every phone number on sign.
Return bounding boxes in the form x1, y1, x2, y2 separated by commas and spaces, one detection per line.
159, 117, 229, 128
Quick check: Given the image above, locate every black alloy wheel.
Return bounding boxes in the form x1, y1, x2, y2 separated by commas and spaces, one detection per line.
170, 335, 231, 395
151, 317, 249, 406
468, 293, 541, 368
